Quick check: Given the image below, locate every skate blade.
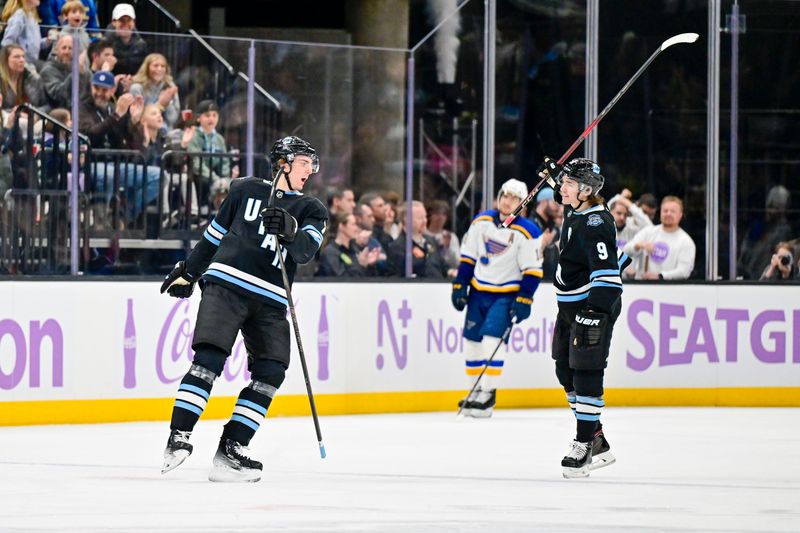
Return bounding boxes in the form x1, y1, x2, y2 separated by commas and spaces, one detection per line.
562, 464, 591, 478
208, 464, 261, 483
161, 449, 190, 474
589, 451, 616, 471
464, 408, 493, 419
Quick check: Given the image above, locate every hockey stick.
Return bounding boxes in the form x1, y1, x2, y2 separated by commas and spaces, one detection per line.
268, 168, 326, 459
456, 319, 516, 417
502, 32, 699, 228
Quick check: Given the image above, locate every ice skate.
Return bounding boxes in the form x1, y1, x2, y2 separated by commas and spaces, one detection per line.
208, 438, 263, 483
161, 429, 193, 474
561, 440, 592, 478
590, 428, 616, 471
456, 388, 480, 417
464, 389, 495, 419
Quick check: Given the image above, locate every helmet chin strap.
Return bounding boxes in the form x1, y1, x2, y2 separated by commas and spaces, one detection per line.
574, 185, 592, 210
277, 161, 296, 191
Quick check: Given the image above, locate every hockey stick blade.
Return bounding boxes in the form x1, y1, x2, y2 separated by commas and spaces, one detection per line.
502, 31, 699, 227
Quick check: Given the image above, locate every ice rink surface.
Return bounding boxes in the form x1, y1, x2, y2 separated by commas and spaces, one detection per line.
1, 407, 798, 532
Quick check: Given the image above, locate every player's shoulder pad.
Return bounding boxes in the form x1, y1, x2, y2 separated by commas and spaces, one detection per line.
293, 194, 329, 222
579, 205, 613, 227
471, 209, 497, 225
507, 216, 542, 239
229, 176, 262, 194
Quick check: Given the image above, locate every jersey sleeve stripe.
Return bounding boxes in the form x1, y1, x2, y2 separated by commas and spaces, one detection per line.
509, 224, 532, 239
202, 231, 221, 246
302, 225, 324, 244
523, 268, 544, 278
556, 292, 589, 303
206, 224, 225, 241
460, 255, 476, 265
210, 219, 228, 235
590, 268, 620, 280
473, 215, 494, 224
591, 281, 623, 290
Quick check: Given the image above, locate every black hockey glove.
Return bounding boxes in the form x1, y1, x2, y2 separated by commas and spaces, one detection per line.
573, 308, 608, 347
160, 261, 196, 298
260, 206, 298, 243
537, 156, 563, 186
510, 294, 533, 323
451, 281, 468, 311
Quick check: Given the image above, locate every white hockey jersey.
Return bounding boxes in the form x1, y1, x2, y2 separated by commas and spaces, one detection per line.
458, 209, 544, 294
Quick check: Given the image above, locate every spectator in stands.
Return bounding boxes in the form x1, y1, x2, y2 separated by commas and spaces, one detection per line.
129, 53, 180, 130
0, 95, 16, 199
1, 0, 55, 68
107, 3, 147, 76
354, 202, 388, 264
623, 195, 696, 280
425, 200, 459, 273
608, 187, 653, 250
738, 185, 793, 280
636, 192, 658, 222
40, 34, 89, 109
56, 1, 89, 55
187, 99, 237, 197
359, 191, 393, 250
78, 69, 135, 148
0, 44, 46, 109
328, 188, 355, 217
317, 211, 380, 277
528, 187, 561, 280
383, 189, 401, 239
387, 200, 449, 278
38, 0, 99, 34
87, 38, 115, 74
759, 241, 799, 281
131, 103, 166, 167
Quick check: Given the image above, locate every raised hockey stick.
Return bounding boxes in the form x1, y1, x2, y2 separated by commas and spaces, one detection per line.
502, 32, 699, 228
268, 168, 326, 459
456, 319, 516, 418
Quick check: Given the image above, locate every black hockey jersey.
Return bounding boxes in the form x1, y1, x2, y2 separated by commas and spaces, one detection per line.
184, 177, 328, 309
554, 203, 631, 312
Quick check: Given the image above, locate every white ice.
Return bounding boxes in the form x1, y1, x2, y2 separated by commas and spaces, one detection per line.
1, 408, 798, 532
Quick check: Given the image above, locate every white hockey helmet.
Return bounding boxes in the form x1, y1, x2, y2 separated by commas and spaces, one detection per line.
497, 178, 528, 203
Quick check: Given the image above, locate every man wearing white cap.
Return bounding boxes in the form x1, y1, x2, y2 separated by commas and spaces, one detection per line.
108, 3, 148, 75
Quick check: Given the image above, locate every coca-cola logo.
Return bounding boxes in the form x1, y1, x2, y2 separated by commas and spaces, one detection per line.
156, 300, 249, 384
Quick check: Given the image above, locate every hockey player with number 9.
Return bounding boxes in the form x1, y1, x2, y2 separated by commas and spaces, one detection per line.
159, 136, 328, 482
451, 179, 544, 417
539, 157, 631, 478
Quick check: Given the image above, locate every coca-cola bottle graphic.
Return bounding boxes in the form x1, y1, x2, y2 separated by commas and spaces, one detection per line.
123, 298, 137, 388
317, 295, 329, 380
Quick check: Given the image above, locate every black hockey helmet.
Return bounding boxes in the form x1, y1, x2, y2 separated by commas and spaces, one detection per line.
269, 136, 319, 173
561, 157, 604, 195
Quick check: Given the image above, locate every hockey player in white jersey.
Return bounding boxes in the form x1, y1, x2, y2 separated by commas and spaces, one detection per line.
451, 179, 544, 417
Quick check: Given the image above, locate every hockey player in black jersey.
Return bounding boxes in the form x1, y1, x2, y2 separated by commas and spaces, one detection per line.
159, 136, 328, 482
542, 157, 630, 478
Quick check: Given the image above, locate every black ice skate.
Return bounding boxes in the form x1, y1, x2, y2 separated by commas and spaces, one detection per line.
161, 429, 193, 474
561, 440, 593, 478
208, 438, 263, 483
590, 428, 616, 471
465, 389, 496, 419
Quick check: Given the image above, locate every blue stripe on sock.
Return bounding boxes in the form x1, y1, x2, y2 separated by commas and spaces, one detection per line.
465, 360, 488, 367
576, 395, 604, 407
236, 399, 267, 416
175, 399, 203, 415
231, 414, 260, 431
179, 383, 210, 400
576, 412, 601, 421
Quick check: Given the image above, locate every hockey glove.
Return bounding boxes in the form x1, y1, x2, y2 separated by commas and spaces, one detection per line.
160, 261, 196, 298
510, 294, 533, 323
573, 308, 608, 347
537, 156, 563, 186
451, 282, 468, 311
260, 206, 298, 243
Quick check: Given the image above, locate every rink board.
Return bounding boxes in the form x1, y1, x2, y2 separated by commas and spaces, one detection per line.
1, 281, 799, 425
